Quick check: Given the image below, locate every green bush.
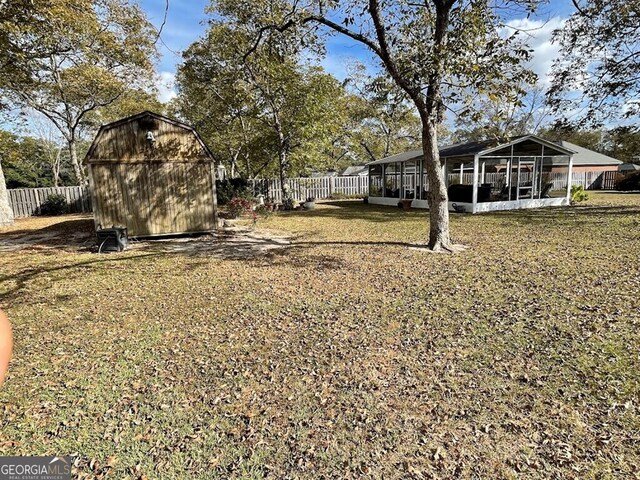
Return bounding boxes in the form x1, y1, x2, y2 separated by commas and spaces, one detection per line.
615, 171, 640, 191
216, 178, 251, 205
570, 185, 589, 203
282, 197, 297, 211
329, 192, 366, 200
38, 193, 68, 216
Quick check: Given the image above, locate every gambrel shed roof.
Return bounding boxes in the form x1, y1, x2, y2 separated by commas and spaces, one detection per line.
84, 111, 215, 164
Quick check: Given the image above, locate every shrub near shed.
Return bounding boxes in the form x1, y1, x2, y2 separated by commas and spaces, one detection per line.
615, 171, 640, 191
38, 194, 68, 216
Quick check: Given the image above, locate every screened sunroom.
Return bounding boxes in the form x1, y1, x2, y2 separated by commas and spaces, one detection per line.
367, 135, 576, 213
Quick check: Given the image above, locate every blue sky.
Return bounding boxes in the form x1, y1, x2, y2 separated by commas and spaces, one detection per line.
140, 0, 579, 102
139, 0, 375, 101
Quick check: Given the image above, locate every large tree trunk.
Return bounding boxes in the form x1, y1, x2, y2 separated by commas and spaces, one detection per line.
278, 147, 288, 202
230, 155, 238, 179
273, 114, 289, 202
421, 120, 451, 251
0, 160, 15, 227
52, 147, 62, 187
68, 138, 85, 185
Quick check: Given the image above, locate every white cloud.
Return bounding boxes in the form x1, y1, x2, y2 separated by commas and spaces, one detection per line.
156, 71, 177, 103
321, 54, 351, 81
505, 17, 566, 86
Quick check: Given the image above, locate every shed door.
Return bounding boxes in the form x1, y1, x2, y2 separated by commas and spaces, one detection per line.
91, 162, 215, 236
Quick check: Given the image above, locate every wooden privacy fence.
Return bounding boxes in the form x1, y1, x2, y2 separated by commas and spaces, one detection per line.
8, 186, 92, 218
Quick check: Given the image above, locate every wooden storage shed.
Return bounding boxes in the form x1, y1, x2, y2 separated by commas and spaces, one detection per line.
84, 111, 218, 237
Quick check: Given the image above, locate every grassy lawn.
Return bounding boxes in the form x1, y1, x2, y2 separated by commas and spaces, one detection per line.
0, 192, 639, 479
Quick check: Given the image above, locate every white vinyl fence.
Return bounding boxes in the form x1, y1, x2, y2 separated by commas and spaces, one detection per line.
8, 186, 92, 218
249, 171, 618, 202
6, 170, 618, 217
249, 176, 369, 203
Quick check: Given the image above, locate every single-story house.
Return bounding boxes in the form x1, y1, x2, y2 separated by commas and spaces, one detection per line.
548, 141, 621, 173
619, 162, 640, 174
367, 135, 577, 213
341, 165, 368, 176
310, 170, 338, 178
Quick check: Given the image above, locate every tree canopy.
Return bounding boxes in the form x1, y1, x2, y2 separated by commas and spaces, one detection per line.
453, 83, 550, 142
345, 69, 422, 162
0, 0, 159, 184
175, 2, 349, 191
248, 0, 539, 249
548, 0, 640, 129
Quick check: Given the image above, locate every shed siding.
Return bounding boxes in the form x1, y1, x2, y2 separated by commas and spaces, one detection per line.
86, 112, 217, 237
88, 118, 210, 163
90, 162, 215, 237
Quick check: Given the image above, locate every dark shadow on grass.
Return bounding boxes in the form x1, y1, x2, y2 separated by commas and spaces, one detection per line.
0, 219, 95, 251
0, 219, 95, 239
0, 252, 163, 303
247, 237, 434, 272
249, 246, 350, 271
485, 204, 640, 225
294, 240, 424, 248
282, 200, 421, 223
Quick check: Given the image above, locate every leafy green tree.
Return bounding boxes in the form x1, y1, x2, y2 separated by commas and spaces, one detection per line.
606, 127, 640, 163
1, 0, 158, 185
318, 92, 370, 170
454, 83, 550, 142
0, 0, 69, 223
173, 43, 269, 180
177, 5, 345, 197
249, 0, 538, 250
0, 133, 48, 188
345, 70, 422, 161
0, 130, 74, 188
548, 0, 640, 128
538, 127, 605, 153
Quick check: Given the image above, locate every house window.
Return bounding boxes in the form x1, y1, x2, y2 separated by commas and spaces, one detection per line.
369, 165, 383, 197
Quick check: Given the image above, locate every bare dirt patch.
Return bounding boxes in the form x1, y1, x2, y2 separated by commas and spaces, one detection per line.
0, 215, 291, 258
130, 228, 291, 258
0, 215, 95, 253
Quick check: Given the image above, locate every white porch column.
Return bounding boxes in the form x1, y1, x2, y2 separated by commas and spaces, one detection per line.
472, 154, 480, 213
382, 164, 386, 197
516, 157, 521, 200
507, 145, 514, 200
420, 157, 424, 199
442, 158, 447, 189
459, 163, 464, 183
537, 145, 545, 198
566, 154, 574, 201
